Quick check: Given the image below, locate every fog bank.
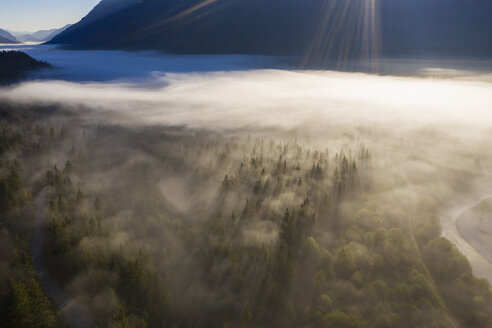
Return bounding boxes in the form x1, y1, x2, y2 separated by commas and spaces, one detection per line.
1, 69, 492, 131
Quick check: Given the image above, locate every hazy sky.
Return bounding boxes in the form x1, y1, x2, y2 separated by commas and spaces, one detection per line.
0, 0, 100, 32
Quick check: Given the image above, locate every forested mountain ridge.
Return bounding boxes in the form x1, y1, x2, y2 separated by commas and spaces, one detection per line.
50, 0, 492, 60
0, 51, 51, 84
0, 102, 491, 327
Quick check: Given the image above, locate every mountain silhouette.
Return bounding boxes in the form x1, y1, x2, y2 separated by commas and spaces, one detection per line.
49, 0, 492, 61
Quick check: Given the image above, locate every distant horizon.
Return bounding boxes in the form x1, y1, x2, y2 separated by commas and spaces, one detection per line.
0, 0, 99, 32
5, 24, 72, 36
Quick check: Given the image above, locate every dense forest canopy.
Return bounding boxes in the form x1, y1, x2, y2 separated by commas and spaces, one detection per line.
0, 100, 491, 327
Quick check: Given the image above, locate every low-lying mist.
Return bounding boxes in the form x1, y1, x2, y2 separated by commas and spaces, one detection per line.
2, 68, 492, 130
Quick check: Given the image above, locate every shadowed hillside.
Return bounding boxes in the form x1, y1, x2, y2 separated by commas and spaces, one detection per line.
50, 0, 492, 61
0, 29, 20, 44
0, 51, 51, 84
0, 36, 19, 44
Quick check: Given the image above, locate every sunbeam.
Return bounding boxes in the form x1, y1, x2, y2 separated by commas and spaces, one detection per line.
303, 0, 380, 70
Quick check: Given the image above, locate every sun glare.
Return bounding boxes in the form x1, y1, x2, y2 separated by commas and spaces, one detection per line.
303, 0, 380, 70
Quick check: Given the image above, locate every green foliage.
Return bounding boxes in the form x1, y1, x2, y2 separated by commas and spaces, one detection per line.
322, 310, 368, 328
423, 238, 472, 282
8, 279, 57, 328
334, 248, 356, 278
0, 164, 25, 213
1, 106, 492, 328
423, 238, 492, 328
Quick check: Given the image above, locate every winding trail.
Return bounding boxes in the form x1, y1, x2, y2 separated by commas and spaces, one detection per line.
440, 194, 492, 283
31, 189, 94, 328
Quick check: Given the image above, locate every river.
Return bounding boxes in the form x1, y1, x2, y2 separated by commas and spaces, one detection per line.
441, 193, 492, 283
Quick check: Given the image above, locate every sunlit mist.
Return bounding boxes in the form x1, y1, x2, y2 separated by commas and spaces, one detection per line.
2, 69, 491, 130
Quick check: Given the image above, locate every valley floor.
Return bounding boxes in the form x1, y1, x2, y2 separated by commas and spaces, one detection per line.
1, 101, 492, 328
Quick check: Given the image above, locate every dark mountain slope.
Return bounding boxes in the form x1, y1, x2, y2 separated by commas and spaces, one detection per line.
52, 0, 323, 55
0, 36, 16, 44
81, 0, 142, 26
44, 25, 72, 42
382, 0, 492, 57
0, 29, 20, 43
50, 0, 492, 58
61, 0, 142, 33
0, 51, 51, 83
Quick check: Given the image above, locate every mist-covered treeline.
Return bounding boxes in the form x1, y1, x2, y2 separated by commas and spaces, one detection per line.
1, 101, 492, 328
